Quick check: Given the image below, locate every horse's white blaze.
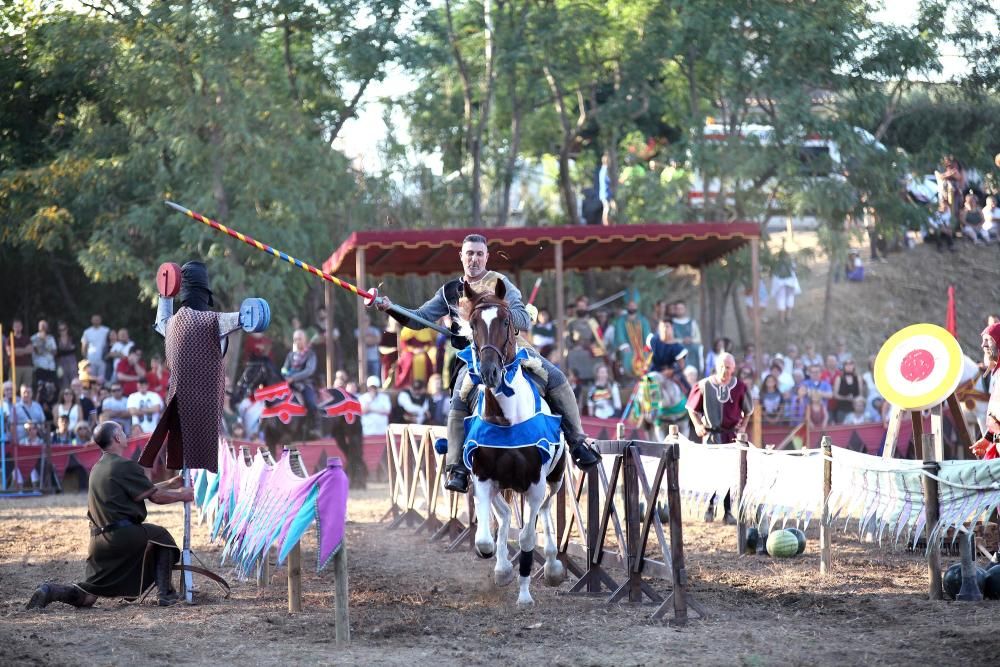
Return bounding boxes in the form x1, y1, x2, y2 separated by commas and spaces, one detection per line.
479, 306, 498, 331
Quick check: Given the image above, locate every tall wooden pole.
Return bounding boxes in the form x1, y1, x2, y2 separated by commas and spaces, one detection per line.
750, 238, 761, 372
820, 436, 833, 574
555, 242, 566, 365
355, 248, 367, 387
333, 546, 351, 644
287, 543, 302, 612
922, 433, 943, 600
325, 283, 335, 387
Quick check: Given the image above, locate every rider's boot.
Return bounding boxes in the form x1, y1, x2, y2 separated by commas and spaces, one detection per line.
546, 383, 600, 469
444, 408, 471, 493
155, 547, 179, 607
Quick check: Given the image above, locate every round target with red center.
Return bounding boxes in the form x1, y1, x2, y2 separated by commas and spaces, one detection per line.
874, 323, 963, 410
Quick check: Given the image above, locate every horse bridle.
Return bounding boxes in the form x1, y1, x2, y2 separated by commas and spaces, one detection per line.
471, 301, 517, 369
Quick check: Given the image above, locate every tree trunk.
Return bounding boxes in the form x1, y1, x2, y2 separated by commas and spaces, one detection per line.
445, 0, 478, 222
822, 248, 836, 352
497, 69, 523, 228
732, 282, 747, 348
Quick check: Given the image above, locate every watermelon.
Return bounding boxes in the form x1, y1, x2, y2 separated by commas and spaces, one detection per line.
787, 527, 807, 555
766, 529, 800, 558
984, 564, 1000, 600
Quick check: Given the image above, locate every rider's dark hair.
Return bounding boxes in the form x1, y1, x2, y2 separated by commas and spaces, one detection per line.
463, 234, 488, 246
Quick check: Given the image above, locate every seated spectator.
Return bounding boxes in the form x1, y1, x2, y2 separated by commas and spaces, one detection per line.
960, 192, 988, 244
1, 381, 12, 444
820, 355, 841, 385
21, 421, 44, 445
101, 383, 132, 437
427, 374, 450, 426
841, 397, 870, 425
845, 250, 864, 282
394, 379, 430, 425
832, 359, 863, 423
807, 391, 829, 430
70, 378, 97, 427
770, 357, 795, 394
587, 363, 622, 420
14, 384, 46, 443
927, 202, 955, 252
785, 383, 810, 425
739, 367, 758, 399
231, 421, 248, 440
54, 387, 82, 433
115, 348, 146, 397
872, 397, 890, 426
801, 341, 823, 368
759, 374, 784, 424
531, 308, 556, 359
127, 377, 164, 435
72, 421, 92, 445
360, 376, 392, 436
803, 365, 833, 400
52, 414, 74, 444
984, 195, 999, 242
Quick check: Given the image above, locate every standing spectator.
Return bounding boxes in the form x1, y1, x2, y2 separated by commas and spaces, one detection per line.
127, 377, 164, 435
101, 383, 132, 437
80, 314, 110, 383
102, 329, 118, 384
935, 155, 966, 221
611, 298, 651, 381
115, 348, 146, 397
427, 373, 450, 426
9, 318, 35, 392
686, 352, 752, 523
671, 300, 703, 375
54, 388, 82, 433
834, 338, 852, 364
107, 328, 134, 383
394, 379, 430, 425
565, 296, 604, 382
531, 309, 556, 359
31, 319, 59, 397
770, 243, 800, 325
587, 363, 622, 420
146, 354, 170, 400
598, 153, 614, 225
801, 341, 823, 369
15, 384, 46, 443
354, 314, 381, 381
54, 321, 77, 389
359, 376, 392, 437
832, 359, 864, 423
759, 374, 784, 424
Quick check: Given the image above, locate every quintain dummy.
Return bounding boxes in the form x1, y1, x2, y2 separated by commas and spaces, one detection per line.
139, 261, 270, 473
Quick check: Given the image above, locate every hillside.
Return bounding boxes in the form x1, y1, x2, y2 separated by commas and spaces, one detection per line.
754, 233, 999, 363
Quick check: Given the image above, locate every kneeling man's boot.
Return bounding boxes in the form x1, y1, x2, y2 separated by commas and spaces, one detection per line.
155, 548, 180, 607
546, 383, 600, 469
26, 583, 89, 609
444, 409, 471, 493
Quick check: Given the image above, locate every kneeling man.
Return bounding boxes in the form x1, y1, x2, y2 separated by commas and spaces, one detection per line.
27, 421, 192, 609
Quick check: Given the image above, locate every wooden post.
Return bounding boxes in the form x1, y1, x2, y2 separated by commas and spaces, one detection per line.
921, 433, 943, 600
623, 445, 642, 603
355, 247, 368, 387
751, 399, 762, 450
749, 237, 761, 371
257, 546, 271, 590
930, 404, 944, 461
736, 433, 749, 555
820, 436, 832, 574
287, 543, 302, 612
946, 393, 973, 460
325, 282, 335, 387
554, 242, 566, 365
333, 546, 351, 645
616, 422, 624, 440
666, 442, 688, 624
910, 411, 923, 460
586, 465, 600, 593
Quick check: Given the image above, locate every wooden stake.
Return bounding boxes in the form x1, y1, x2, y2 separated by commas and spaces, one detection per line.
287, 542, 302, 612
921, 434, 943, 600
820, 436, 832, 574
735, 433, 749, 555
333, 546, 351, 645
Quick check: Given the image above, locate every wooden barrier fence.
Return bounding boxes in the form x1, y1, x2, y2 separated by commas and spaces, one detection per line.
382, 423, 702, 624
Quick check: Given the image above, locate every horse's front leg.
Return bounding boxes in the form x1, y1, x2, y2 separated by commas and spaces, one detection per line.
515, 480, 548, 606
491, 492, 514, 587
473, 477, 496, 559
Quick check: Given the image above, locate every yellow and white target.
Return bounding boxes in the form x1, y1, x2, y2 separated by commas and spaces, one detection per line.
874, 323, 963, 411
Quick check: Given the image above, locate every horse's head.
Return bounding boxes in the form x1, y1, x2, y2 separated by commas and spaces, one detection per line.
463, 279, 516, 391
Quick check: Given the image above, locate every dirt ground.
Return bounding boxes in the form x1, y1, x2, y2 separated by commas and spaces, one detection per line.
2, 486, 999, 667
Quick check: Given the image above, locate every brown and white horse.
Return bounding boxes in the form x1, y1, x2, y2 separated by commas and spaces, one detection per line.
460, 280, 566, 605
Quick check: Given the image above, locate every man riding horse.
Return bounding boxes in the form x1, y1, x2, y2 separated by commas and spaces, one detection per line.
376, 233, 600, 493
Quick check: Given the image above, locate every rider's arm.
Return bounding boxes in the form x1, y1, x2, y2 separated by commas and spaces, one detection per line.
387, 286, 452, 330
499, 275, 532, 331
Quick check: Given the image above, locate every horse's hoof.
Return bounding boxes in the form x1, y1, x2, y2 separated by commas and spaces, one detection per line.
494, 567, 515, 587
543, 561, 566, 587
475, 545, 494, 560
516, 595, 535, 607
